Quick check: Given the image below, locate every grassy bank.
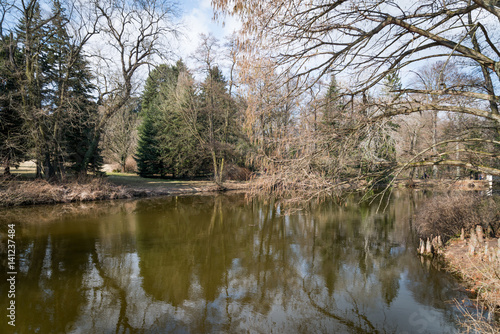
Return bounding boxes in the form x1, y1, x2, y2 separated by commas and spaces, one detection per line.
0, 163, 249, 207
444, 238, 500, 329
0, 178, 131, 206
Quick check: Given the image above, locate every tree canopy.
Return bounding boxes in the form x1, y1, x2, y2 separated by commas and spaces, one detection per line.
0, 0, 180, 179
213, 0, 500, 182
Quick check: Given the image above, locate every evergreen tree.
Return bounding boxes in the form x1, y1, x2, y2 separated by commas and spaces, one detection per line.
198, 66, 239, 186
15, 0, 49, 177
46, 0, 99, 175
135, 65, 173, 177
135, 113, 163, 177
157, 60, 211, 178
12, 0, 99, 179
322, 75, 342, 127
136, 61, 242, 180
0, 35, 26, 175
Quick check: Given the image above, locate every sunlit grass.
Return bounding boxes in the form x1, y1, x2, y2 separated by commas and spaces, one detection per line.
0, 161, 37, 179
105, 172, 212, 189
1, 163, 212, 189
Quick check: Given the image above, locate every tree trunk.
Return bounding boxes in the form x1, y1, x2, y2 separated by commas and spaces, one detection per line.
212, 151, 225, 189
432, 111, 438, 178
81, 131, 101, 174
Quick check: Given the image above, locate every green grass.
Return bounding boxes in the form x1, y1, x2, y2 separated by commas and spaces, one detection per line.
0, 161, 37, 179
105, 172, 213, 189
1, 163, 212, 190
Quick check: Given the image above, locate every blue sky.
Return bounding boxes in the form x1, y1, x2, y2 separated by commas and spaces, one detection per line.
176, 0, 240, 66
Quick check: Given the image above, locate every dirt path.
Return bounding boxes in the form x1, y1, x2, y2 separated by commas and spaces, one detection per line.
107, 174, 250, 197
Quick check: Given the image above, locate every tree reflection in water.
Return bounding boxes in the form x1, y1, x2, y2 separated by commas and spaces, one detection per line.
0, 192, 464, 333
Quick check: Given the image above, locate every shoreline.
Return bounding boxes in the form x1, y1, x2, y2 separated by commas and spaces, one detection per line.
441, 237, 500, 309
0, 176, 251, 207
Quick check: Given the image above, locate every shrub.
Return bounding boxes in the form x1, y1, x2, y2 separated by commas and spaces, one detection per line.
414, 192, 499, 242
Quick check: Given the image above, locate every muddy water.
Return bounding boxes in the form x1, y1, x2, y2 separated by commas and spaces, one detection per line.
0, 192, 465, 333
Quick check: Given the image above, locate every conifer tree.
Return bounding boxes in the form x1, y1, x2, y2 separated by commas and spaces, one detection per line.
45, 0, 99, 175
197, 66, 239, 186
157, 60, 211, 178
0, 35, 25, 175
15, 0, 49, 177
135, 113, 163, 177
135, 65, 171, 177
12, 0, 99, 179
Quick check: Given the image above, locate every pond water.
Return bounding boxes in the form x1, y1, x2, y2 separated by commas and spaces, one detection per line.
0, 192, 468, 333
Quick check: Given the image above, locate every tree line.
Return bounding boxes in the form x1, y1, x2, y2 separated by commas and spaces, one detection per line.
0, 0, 180, 180
2, 0, 500, 194
210, 0, 500, 196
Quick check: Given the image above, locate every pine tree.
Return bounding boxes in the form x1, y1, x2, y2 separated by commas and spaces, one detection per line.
135, 112, 163, 177
13, 0, 99, 179
0, 35, 26, 175
135, 65, 172, 177
15, 0, 49, 177
156, 60, 211, 178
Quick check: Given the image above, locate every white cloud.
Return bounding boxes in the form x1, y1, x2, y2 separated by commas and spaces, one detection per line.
175, 0, 241, 71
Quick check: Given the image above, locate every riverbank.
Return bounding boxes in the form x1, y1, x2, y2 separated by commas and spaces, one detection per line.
0, 173, 250, 207
441, 236, 500, 332
443, 237, 500, 308
413, 192, 500, 331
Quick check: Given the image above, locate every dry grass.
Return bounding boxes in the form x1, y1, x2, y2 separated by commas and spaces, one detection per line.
0, 178, 130, 207
456, 300, 499, 334
0, 172, 251, 207
414, 193, 500, 242
445, 244, 500, 332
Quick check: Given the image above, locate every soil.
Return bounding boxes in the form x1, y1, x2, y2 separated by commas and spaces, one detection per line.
117, 180, 251, 197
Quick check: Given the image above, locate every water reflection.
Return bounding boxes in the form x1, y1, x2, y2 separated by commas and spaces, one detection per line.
0, 192, 463, 333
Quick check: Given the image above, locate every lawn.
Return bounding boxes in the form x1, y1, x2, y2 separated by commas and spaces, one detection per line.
106, 172, 213, 190
1, 162, 213, 189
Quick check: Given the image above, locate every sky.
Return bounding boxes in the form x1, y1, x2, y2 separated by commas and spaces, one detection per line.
174, 0, 241, 68
3, 0, 239, 83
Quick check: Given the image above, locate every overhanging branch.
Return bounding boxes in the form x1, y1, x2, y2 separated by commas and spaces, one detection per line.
406, 160, 500, 176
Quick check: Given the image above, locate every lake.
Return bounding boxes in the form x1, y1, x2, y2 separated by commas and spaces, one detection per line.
0, 192, 467, 333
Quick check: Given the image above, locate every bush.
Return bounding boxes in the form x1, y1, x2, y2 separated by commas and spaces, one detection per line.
414, 192, 499, 242
223, 164, 252, 181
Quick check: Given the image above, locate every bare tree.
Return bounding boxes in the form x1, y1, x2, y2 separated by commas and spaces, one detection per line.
213, 0, 500, 179
101, 99, 139, 172
81, 0, 180, 171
